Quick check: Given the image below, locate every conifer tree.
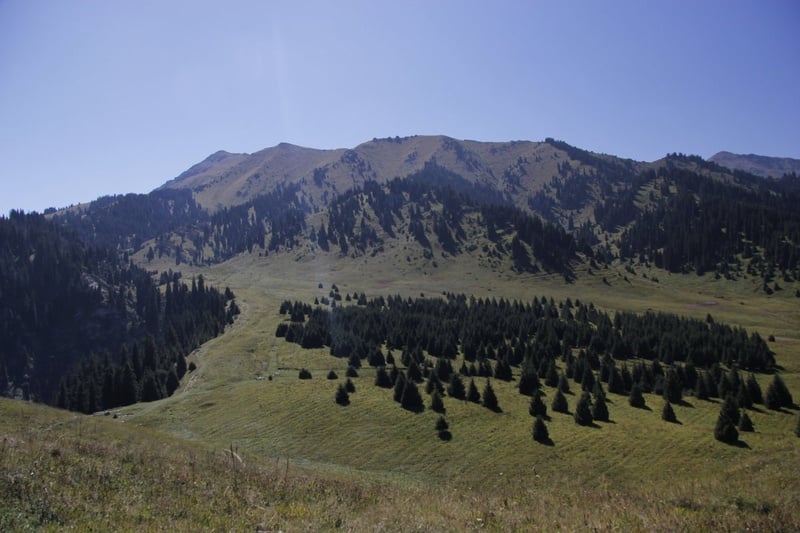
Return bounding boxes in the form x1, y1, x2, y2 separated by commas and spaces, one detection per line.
628, 382, 646, 409
436, 415, 452, 441
574, 392, 593, 426
345, 378, 356, 393
327, 370, 338, 380
532, 415, 550, 444
467, 378, 481, 403
430, 390, 445, 413
581, 366, 596, 392
765, 375, 794, 410
529, 392, 547, 418
518, 368, 540, 396
552, 388, 569, 414
695, 373, 709, 400
375, 366, 392, 388
544, 360, 559, 387
393, 371, 407, 402
482, 380, 500, 412
558, 372, 571, 393
346, 365, 359, 378
335, 383, 350, 406
448, 373, 466, 400
400, 379, 424, 412
739, 411, 754, 432
795, 415, 800, 438
746, 373, 763, 404
662, 400, 677, 423
663, 368, 682, 404
714, 395, 740, 444
592, 391, 609, 422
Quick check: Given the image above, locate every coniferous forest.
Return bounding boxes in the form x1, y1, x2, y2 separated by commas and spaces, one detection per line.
0, 211, 239, 413
277, 291, 789, 441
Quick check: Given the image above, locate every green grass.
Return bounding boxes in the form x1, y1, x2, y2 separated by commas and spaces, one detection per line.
10, 249, 800, 530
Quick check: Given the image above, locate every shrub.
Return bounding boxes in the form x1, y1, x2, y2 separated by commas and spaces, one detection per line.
327, 370, 338, 380
298, 368, 312, 380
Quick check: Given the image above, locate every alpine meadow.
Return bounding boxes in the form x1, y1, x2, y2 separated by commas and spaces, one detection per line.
2, 135, 800, 531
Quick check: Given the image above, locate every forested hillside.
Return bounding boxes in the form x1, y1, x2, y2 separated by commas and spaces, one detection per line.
0, 211, 239, 412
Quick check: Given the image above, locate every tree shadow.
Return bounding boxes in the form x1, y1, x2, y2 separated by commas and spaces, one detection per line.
534, 437, 555, 446
677, 399, 694, 408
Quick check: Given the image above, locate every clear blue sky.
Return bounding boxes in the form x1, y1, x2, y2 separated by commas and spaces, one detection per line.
1, 0, 798, 215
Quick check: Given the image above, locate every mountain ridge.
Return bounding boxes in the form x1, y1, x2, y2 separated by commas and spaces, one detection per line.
709, 150, 800, 179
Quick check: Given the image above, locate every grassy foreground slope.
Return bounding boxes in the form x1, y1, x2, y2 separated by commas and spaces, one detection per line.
116, 250, 800, 530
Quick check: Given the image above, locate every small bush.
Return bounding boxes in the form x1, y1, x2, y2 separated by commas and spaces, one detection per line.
299, 368, 312, 380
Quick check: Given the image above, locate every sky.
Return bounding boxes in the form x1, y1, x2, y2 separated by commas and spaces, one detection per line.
1, 0, 798, 215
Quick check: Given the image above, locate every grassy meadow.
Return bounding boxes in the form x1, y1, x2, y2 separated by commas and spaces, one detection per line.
4, 247, 800, 530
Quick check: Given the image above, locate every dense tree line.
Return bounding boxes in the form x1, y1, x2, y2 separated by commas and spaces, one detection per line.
52, 189, 205, 252
278, 292, 778, 401
0, 211, 238, 413
322, 171, 580, 277
595, 160, 800, 278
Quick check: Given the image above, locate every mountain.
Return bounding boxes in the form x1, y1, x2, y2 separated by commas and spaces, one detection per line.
157, 135, 642, 224
709, 151, 800, 179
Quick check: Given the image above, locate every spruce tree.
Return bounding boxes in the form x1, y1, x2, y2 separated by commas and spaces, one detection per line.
714, 396, 740, 444
532, 415, 550, 444
529, 392, 547, 418
558, 372, 571, 393
552, 388, 569, 414
663, 368, 682, 404
544, 360, 559, 387
346, 365, 359, 378
628, 382, 646, 409
345, 378, 356, 393
714, 411, 739, 444
765, 375, 794, 410
375, 366, 392, 388
695, 373, 709, 400
436, 416, 452, 441
739, 411, 754, 432
662, 400, 677, 423
467, 378, 481, 403
327, 370, 338, 380
430, 390, 445, 413
574, 392, 593, 426
592, 392, 609, 422
482, 380, 500, 412
581, 366, 596, 392
400, 379, 424, 412
448, 373, 466, 400
746, 373, 763, 404
393, 371, 407, 402
335, 384, 350, 406
795, 415, 800, 438
518, 368, 540, 396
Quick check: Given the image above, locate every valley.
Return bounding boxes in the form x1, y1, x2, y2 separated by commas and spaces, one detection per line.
2, 136, 800, 530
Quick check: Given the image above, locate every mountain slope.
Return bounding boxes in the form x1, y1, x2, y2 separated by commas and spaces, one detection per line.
709, 151, 800, 179
158, 136, 643, 226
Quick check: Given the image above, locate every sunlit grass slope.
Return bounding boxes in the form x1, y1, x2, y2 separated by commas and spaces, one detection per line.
114, 249, 800, 530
